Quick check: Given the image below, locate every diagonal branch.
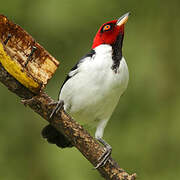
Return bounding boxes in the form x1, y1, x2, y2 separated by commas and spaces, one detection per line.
0, 14, 137, 180
0, 62, 136, 180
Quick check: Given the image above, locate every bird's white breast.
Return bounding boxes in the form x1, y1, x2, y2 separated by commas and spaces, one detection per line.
60, 45, 129, 127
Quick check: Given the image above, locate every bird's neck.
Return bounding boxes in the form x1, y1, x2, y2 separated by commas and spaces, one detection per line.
111, 34, 124, 73
93, 35, 124, 73
94, 44, 112, 55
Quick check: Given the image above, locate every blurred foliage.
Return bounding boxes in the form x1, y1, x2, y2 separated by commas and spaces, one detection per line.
0, 0, 180, 179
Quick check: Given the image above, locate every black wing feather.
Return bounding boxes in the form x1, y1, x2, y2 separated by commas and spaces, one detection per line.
59, 49, 95, 93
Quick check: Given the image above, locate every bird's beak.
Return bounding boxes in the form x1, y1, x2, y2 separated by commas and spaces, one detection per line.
116, 12, 130, 27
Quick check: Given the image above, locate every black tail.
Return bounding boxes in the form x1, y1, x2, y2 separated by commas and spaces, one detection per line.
41, 124, 73, 148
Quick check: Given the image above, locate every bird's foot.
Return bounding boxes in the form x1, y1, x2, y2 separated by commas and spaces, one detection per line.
49, 100, 64, 119
94, 138, 112, 169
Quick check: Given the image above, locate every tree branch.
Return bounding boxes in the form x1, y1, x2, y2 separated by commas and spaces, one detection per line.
0, 14, 136, 180
0, 63, 136, 180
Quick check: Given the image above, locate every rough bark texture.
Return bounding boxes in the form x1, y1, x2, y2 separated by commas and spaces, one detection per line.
0, 62, 136, 180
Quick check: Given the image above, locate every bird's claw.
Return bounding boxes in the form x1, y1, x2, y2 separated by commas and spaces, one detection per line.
49, 100, 64, 119
94, 138, 112, 169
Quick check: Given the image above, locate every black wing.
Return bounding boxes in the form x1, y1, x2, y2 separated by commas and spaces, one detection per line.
58, 49, 95, 97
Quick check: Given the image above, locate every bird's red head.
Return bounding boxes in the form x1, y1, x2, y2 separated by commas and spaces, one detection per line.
92, 13, 130, 49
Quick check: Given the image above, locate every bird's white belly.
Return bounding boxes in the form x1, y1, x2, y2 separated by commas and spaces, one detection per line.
70, 87, 122, 127
60, 55, 129, 128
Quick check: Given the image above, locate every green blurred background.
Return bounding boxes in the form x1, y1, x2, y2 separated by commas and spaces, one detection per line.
0, 0, 180, 179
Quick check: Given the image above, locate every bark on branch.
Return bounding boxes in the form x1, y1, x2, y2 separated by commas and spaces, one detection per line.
0, 62, 136, 180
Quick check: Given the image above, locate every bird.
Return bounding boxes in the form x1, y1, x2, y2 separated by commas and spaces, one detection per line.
42, 12, 130, 168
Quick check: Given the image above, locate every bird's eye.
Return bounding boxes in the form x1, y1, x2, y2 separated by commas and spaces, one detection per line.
103, 25, 111, 31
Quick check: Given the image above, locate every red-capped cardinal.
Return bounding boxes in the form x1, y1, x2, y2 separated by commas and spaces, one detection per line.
42, 12, 130, 168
